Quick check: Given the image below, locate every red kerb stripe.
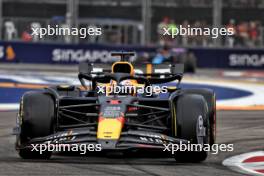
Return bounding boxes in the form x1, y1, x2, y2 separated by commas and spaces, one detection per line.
255, 170, 264, 174
243, 156, 264, 163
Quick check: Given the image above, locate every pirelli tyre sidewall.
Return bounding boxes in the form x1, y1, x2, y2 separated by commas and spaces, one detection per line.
16, 91, 55, 159
174, 94, 209, 162
184, 89, 216, 145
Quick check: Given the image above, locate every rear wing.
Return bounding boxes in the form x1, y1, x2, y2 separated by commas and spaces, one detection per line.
79, 62, 184, 76
111, 52, 135, 61
78, 62, 183, 87
134, 63, 184, 76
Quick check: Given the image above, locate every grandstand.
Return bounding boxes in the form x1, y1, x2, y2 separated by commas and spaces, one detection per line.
0, 0, 263, 47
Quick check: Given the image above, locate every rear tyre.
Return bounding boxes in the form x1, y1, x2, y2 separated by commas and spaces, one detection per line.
174, 94, 209, 162
16, 91, 54, 159
184, 89, 216, 145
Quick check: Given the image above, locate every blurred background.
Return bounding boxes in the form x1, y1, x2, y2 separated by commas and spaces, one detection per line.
0, 0, 263, 47
0, 0, 264, 72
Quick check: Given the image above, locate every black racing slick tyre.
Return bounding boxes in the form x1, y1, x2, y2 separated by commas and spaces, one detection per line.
184, 89, 216, 145
16, 91, 54, 159
174, 94, 209, 163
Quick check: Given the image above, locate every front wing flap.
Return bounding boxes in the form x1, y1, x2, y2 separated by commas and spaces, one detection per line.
17, 129, 188, 151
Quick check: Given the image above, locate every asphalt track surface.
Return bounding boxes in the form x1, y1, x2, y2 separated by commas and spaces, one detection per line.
0, 110, 263, 176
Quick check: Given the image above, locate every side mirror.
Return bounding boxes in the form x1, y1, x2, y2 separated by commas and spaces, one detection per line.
79, 62, 92, 74
170, 64, 184, 75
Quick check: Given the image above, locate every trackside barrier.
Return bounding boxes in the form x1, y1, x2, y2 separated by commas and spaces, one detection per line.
0, 41, 263, 69
0, 41, 156, 64
189, 47, 264, 69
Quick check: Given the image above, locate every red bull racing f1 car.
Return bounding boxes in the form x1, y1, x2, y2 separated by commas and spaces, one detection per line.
14, 52, 216, 162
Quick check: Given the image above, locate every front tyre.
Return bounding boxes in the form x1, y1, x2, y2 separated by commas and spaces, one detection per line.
184, 89, 216, 145
16, 91, 54, 159
174, 94, 209, 162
